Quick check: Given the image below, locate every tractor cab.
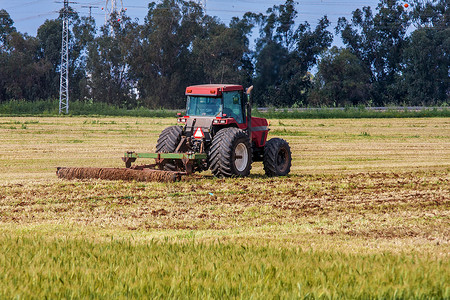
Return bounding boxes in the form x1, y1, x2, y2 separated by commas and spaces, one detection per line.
179, 84, 269, 152
184, 84, 245, 124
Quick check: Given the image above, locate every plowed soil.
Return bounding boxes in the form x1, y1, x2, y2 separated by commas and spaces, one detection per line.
0, 116, 449, 253
1, 170, 448, 252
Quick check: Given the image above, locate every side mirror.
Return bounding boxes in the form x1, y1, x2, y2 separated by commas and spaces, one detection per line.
246, 85, 254, 104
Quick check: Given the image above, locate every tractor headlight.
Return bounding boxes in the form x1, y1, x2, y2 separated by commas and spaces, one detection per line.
213, 119, 227, 124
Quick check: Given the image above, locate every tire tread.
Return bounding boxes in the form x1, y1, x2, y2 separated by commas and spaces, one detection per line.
263, 138, 292, 176
209, 127, 252, 177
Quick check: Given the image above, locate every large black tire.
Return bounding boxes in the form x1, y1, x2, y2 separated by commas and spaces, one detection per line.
263, 138, 292, 176
209, 127, 252, 177
155, 126, 183, 171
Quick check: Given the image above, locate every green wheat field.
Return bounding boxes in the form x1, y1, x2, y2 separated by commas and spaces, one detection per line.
0, 116, 449, 298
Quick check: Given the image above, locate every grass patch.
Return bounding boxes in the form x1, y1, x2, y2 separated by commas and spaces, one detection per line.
1, 99, 449, 119
270, 129, 310, 136
67, 139, 84, 143
0, 99, 177, 118
254, 107, 450, 119
359, 131, 371, 137
0, 233, 447, 299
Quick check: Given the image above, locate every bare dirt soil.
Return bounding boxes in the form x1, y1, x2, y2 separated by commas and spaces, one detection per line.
0, 117, 449, 254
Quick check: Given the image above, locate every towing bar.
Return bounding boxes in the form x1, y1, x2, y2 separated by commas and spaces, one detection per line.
122, 151, 207, 173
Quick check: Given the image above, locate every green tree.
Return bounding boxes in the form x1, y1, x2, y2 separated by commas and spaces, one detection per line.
70, 15, 96, 100
87, 13, 139, 107
129, 0, 204, 108
0, 10, 54, 101
0, 9, 16, 101
402, 0, 449, 105
336, 0, 410, 105
130, 1, 255, 109
0, 31, 52, 101
36, 19, 62, 99
0, 9, 16, 48
191, 15, 254, 88
253, 0, 333, 107
311, 47, 371, 106
410, 0, 448, 28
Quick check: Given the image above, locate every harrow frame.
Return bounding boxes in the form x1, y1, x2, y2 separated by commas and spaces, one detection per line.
122, 151, 208, 175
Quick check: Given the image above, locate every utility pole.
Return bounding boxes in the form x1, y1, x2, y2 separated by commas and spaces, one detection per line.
81, 5, 99, 18
59, 0, 69, 114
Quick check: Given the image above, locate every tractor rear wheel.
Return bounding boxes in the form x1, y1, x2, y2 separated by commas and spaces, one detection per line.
155, 125, 183, 171
263, 138, 291, 176
209, 127, 252, 177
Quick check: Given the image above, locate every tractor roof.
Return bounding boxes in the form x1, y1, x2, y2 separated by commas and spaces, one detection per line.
186, 84, 243, 96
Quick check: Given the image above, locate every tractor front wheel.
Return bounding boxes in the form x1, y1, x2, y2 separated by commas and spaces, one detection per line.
263, 138, 292, 176
155, 125, 183, 171
209, 127, 252, 177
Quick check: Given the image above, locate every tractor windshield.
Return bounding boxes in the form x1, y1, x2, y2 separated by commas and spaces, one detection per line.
186, 96, 222, 117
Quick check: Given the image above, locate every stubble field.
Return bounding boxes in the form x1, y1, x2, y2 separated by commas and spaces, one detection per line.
0, 116, 449, 298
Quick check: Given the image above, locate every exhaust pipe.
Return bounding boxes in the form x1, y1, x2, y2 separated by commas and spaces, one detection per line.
246, 85, 253, 140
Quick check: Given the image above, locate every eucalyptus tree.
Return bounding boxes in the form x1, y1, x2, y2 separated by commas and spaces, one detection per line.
253, 0, 333, 107
311, 47, 371, 106
0, 9, 54, 101
129, 0, 204, 108
190, 14, 254, 88
336, 0, 411, 105
87, 13, 139, 107
403, 0, 449, 105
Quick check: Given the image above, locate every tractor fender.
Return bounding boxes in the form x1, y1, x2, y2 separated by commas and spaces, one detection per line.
250, 117, 269, 148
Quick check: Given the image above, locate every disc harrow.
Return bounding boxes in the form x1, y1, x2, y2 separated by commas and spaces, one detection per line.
56, 167, 181, 182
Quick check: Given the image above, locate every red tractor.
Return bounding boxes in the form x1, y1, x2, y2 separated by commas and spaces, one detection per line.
141, 84, 292, 177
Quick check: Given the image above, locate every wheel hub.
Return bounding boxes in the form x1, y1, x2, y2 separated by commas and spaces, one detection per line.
234, 143, 248, 172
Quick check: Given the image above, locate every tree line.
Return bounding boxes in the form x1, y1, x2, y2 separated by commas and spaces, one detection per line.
0, 0, 448, 108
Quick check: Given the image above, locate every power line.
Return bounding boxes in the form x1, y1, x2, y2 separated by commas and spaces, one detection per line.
5, 0, 43, 10
14, 11, 57, 22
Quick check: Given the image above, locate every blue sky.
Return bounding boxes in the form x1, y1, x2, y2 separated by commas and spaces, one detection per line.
2, 0, 381, 44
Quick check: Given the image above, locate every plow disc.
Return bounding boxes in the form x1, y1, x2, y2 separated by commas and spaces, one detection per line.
56, 167, 181, 182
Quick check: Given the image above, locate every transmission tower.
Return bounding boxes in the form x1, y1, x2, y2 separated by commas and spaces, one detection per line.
59, 0, 69, 114
104, 0, 123, 28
